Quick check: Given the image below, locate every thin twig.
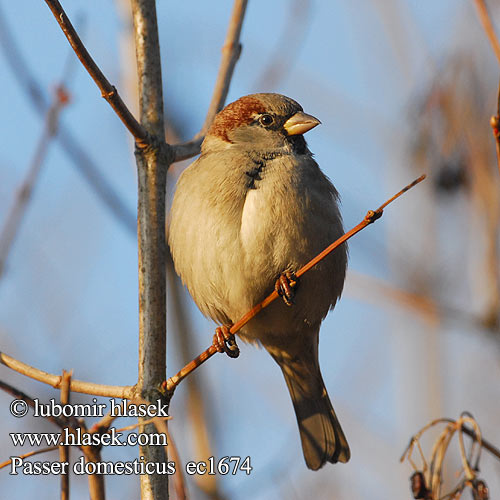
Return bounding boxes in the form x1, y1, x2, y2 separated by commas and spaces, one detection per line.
0, 379, 106, 498
88, 401, 126, 435
0, 5, 136, 233
401, 416, 500, 464
472, 0, 500, 64
163, 175, 426, 393
172, 138, 204, 163
0, 352, 133, 398
490, 78, 500, 177
404, 414, 498, 500
0, 86, 69, 279
0, 380, 68, 429
59, 370, 71, 500
457, 416, 481, 481
252, 0, 312, 91
43, 0, 149, 146
115, 416, 171, 434
198, 0, 247, 137
165, 429, 187, 500
172, 0, 248, 162
0, 446, 59, 470
79, 421, 106, 500
167, 252, 226, 500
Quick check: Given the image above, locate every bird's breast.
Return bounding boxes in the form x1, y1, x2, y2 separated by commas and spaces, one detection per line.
240, 188, 261, 250
238, 155, 303, 269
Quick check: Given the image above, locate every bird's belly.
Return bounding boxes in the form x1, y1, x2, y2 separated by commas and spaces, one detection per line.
233, 180, 343, 345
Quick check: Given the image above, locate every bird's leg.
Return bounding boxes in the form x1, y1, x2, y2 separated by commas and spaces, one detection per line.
275, 271, 298, 306
213, 325, 240, 358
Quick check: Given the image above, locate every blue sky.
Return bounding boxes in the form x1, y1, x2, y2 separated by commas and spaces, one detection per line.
1, 1, 500, 499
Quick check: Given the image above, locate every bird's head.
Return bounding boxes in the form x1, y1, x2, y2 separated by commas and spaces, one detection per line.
203, 93, 320, 154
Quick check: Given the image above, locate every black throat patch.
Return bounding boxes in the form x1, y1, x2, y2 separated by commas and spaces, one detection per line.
245, 159, 265, 189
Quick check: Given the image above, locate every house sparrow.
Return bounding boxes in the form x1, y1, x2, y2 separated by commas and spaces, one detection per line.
168, 93, 349, 469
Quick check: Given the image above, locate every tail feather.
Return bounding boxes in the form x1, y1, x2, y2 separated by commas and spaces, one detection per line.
270, 350, 350, 470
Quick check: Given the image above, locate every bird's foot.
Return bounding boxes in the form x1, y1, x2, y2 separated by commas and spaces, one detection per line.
213, 325, 240, 358
275, 271, 298, 306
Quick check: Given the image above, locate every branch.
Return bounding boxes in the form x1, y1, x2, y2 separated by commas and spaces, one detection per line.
163, 174, 426, 393
0, 447, 59, 470
490, 78, 500, 177
130, 0, 169, 498
0, 379, 107, 499
473, 0, 500, 178
166, 253, 226, 500
0, 5, 136, 234
43, 0, 149, 146
472, 0, 500, 64
0, 379, 68, 429
0, 379, 106, 499
198, 0, 247, 137
172, 0, 248, 162
59, 371, 71, 500
0, 352, 133, 398
252, 0, 312, 91
0, 86, 69, 279
80, 421, 106, 500
401, 414, 500, 499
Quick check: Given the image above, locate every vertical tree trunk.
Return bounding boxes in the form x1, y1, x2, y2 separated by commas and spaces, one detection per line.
131, 0, 170, 498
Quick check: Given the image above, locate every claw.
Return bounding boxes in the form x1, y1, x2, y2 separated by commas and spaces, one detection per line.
213, 325, 240, 358
275, 271, 298, 306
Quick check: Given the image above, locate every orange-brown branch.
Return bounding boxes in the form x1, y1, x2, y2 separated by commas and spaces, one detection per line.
163, 174, 426, 393
43, 0, 150, 147
472, 0, 500, 64
490, 78, 500, 177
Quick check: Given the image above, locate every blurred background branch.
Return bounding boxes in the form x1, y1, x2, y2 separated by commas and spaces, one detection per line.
0, 85, 70, 279
0, 4, 137, 234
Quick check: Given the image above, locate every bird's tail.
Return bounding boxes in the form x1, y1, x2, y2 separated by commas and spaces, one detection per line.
270, 349, 350, 470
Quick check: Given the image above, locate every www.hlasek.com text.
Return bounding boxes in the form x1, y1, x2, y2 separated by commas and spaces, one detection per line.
10, 427, 167, 448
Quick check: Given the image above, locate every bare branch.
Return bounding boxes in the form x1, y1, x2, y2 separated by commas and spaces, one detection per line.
0, 352, 133, 399
164, 430, 187, 500
0, 381, 106, 499
198, 0, 247, 136
472, 0, 500, 64
130, 0, 169, 497
0, 447, 59, 470
172, 0, 248, 162
43, 0, 149, 146
80, 425, 106, 500
401, 414, 500, 499
0, 6, 136, 234
59, 371, 71, 500
0, 380, 68, 429
163, 175, 426, 393
166, 253, 226, 500
473, 1, 500, 179
0, 86, 69, 278
490, 78, 500, 177
171, 137, 204, 163
252, 0, 312, 90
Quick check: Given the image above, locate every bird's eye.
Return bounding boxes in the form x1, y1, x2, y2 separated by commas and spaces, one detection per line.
259, 114, 274, 126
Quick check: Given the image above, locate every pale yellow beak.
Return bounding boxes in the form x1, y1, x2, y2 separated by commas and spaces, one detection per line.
283, 112, 321, 136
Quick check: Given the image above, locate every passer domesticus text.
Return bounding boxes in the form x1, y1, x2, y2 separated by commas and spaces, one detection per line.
168, 93, 349, 469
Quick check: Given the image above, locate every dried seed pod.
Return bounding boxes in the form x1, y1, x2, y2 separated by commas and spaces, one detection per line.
472, 479, 489, 500
410, 471, 430, 499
